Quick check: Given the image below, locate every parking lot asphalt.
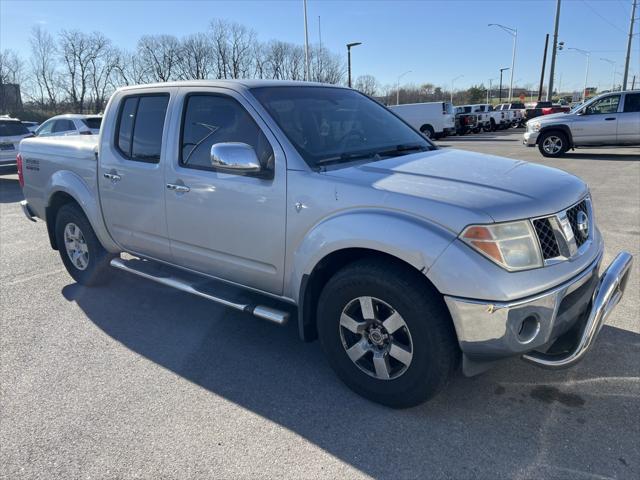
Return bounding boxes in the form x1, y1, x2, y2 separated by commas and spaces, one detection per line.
1, 129, 638, 480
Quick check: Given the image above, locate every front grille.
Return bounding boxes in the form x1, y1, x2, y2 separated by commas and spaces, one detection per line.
533, 218, 561, 259
566, 200, 589, 247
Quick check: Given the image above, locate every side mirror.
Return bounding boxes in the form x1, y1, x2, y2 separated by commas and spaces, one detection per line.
210, 142, 262, 175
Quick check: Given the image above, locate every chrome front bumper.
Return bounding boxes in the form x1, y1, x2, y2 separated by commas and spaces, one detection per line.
523, 130, 538, 146
445, 251, 633, 373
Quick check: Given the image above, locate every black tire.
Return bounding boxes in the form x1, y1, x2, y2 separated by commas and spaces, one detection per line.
472, 127, 481, 134
420, 125, 435, 139
54, 203, 115, 286
489, 119, 497, 131
482, 123, 492, 132
317, 259, 459, 408
537, 130, 569, 158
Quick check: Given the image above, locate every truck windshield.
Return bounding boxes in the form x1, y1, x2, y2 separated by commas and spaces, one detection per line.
251, 86, 433, 168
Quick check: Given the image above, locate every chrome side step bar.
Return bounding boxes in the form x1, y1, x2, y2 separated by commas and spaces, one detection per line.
110, 258, 289, 325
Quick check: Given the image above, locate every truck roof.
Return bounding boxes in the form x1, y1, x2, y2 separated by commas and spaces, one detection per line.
116, 79, 340, 93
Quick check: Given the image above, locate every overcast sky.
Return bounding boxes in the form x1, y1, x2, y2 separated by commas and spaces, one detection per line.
1, 0, 638, 92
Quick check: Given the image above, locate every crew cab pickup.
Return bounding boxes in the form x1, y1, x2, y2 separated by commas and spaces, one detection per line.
525, 101, 571, 121
524, 90, 640, 157
18, 80, 633, 408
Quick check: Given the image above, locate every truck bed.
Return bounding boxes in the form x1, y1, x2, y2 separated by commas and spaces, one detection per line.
19, 135, 100, 219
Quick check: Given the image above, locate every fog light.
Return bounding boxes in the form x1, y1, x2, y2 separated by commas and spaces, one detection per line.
517, 315, 541, 344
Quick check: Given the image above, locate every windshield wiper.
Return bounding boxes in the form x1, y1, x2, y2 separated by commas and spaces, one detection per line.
315, 143, 429, 167
316, 150, 381, 166
376, 143, 429, 157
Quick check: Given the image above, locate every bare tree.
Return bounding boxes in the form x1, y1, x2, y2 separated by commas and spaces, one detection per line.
177, 33, 214, 80
0, 49, 24, 85
29, 26, 59, 109
137, 34, 180, 82
59, 29, 95, 112
210, 19, 230, 78
112, 49, 147, 86
88, 32, 118, 112
209, 19, 256, 79
354, 74, 378, 96
309, 45, 344, 84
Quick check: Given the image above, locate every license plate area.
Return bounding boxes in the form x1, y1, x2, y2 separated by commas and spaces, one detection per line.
0, 143, 15, 151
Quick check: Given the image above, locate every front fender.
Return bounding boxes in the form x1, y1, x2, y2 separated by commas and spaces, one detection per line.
46, 170, 120, 252
286, 209, 456, 303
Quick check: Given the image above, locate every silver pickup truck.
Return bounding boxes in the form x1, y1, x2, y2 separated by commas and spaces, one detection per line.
18, 80, 633, 408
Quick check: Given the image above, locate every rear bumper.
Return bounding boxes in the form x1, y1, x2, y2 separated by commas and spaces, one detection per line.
20, 200, 37, 222
445, 250, 633, 373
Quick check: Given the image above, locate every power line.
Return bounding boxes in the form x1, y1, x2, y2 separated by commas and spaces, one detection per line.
581, 0, 626, 33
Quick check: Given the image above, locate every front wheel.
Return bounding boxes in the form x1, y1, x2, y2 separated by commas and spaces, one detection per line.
538, 131, 569, 157
55, 203, 115, 286
420, 125, 435, 139
317, 259, 459, 408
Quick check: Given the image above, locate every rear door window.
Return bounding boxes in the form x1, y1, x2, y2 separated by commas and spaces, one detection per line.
623, 93, 640, 113
115, 94, 169, 163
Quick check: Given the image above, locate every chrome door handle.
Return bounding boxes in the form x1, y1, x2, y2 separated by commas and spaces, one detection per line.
103, 172, 121, 182
166, 183, 190, 193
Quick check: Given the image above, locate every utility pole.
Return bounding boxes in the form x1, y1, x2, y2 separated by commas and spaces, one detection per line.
622, 0, 637, 90
303, 0, 310, 81
547, 0, 562, 100
538, 34, 549, 101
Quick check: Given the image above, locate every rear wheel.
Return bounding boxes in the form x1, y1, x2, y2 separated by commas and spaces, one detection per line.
55, 203, 115, 286
538, 131, 569, 157
317, 259, 459, 408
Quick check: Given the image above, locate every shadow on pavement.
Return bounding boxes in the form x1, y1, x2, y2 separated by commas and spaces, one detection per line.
0, 176, 23, 204
62, 274, 640, 479
562, 152, 640, 162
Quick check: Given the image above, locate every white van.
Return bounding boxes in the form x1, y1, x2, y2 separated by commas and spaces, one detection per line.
389, 101, 456, 139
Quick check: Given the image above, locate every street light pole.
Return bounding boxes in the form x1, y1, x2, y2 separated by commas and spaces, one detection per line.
498, 67, 510, 102
397, 70, 412, 105
488, 24, 517, 101
569, 48, 590, 102
487, 78, 495, 104
346, 42, 362, 88
600, 58, 617, 91
450, 74, 463, 104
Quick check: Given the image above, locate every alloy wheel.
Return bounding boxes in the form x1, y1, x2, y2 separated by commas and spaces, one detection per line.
63, 222, 89, 270
339, 296, 414, 380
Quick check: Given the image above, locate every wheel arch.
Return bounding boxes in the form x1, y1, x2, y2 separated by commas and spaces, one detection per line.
539, 124, 574, 147
44, 171, 119, 252
297, 248, 446, 342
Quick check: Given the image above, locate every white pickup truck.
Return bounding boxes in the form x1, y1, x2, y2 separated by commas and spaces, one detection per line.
467, 104, 507, 131
18, 80, 632, 408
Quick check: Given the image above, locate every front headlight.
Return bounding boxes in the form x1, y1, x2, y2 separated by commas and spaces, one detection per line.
528, 121, 541, 132
461, 220, 543, 271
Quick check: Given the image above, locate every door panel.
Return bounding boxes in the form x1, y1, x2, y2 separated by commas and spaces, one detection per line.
164, 88, 287, 295
571, 95, 621, 145
99, 92, 173, 261
617, 93, 640, 144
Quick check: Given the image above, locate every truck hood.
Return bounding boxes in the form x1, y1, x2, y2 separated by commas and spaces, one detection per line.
324, 148, 588, 224
534, 112, 572, 123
